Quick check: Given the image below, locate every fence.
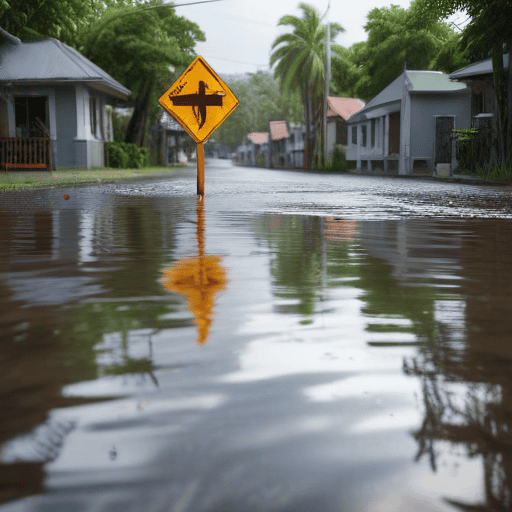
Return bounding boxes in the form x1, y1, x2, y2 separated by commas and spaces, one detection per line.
0, 137, 52, 170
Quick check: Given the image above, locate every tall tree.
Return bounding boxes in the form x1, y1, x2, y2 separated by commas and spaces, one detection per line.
269, 3, 344, 169
78, 0, 204, 147
330, 45, 361, 98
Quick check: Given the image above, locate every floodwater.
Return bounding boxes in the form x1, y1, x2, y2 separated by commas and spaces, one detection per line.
2, 160, 512, 511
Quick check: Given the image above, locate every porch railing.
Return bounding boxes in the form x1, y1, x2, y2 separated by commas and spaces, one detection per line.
0, 138, 52, 170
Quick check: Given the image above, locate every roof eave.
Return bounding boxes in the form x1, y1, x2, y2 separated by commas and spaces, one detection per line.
0, 78, 130, 99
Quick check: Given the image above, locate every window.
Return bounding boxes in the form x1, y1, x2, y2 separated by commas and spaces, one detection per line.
90, 96, 97, 136
473, 91, 484, 116
351, 126, 357, 145
361, 125, 367, 147
337, 121, 348, 145
371, 119, 376, 147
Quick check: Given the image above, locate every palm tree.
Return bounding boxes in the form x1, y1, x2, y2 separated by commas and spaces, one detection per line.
270, 3, 343, 169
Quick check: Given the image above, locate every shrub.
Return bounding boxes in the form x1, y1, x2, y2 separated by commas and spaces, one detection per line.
106, 142, 129, 168
330, 144, 348, 172
105, 142, 149, 169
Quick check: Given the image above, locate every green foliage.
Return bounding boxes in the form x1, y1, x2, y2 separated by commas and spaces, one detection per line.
78, 0, 204, 146
106, 141, 129, 168
257, 153, 265, 167
485, 163, 512, 181
214, 71, 302, 150
106, 142, 149, 169
350, 0, 469, 101
111, 110, 130, 143
330, 144, 348, 172
270, 3, 345, 168
330, 46, 361, 98
418, 0, 512, 167
0, 0, 98, 44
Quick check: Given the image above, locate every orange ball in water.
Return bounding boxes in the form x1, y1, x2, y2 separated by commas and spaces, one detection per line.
64, 194, 69, 200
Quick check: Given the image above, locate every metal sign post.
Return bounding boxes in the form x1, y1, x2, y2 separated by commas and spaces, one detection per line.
158, 56, 239, 196
196, 142, 204, 196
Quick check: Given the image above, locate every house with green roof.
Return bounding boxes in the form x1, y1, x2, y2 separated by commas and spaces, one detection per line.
0, 28, 130, 170
346, 70, 471, 176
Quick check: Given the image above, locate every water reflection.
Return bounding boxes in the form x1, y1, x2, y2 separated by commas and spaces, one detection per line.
2, 184, 512, 510
401, 222, 512, 511
0, 194, 193, 502
161, 197, 228, 344
253, 215, 512, 509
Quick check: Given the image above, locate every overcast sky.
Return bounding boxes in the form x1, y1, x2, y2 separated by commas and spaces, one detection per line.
172, 0, 411, 75
173, 0, 467, 76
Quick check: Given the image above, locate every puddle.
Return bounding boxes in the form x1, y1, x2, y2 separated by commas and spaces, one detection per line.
1, 165, 512, 511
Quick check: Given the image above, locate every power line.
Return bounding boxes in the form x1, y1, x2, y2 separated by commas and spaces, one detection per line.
201, 55, 269, 67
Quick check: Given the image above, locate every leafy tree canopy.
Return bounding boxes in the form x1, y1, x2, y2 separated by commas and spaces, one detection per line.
213, 71, 302, 151
77, 0, 205, 146
78, 1, 204, 100
351, 0, 469, 101
0, 0, 102, 45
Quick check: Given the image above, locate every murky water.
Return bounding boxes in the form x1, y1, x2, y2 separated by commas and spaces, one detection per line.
2, 161, 512, 511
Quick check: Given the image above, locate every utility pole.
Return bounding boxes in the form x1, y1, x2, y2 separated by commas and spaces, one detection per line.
323, 0, 331, 165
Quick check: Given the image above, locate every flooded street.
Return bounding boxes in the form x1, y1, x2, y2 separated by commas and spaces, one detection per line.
2, 159, 512, 511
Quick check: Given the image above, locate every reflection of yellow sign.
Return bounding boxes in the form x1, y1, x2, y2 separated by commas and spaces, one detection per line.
161, 255, 227, 344
161, 198, 228, 344
158, 56, 239, 143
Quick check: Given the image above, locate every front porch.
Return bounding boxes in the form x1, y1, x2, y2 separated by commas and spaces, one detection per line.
0, 137, 52, 171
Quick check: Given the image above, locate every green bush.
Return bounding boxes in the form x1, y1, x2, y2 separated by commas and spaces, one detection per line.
106, 142, 129, 168
485, 163, 512, 181
105, 142, 149, 169
330, 144, 348, 172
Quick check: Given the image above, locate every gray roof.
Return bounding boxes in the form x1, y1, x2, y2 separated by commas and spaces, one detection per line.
449, 53, 510, 80
407, 70, 467, 92
348, 70, 467, 123
0, 28, 130, 99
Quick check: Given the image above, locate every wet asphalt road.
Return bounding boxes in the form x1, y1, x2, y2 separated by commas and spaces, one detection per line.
2, 159, 512, 512
103, 159, 512, 219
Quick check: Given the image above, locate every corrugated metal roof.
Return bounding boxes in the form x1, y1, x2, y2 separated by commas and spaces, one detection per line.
247, 132, 269, 144
348, 70, 468, 123
0, 31, 130, 99
269, 121, 289, 140
327, 97, 365, 121
449, 54, 509, 80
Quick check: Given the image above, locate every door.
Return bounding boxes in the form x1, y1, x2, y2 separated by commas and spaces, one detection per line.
435, 116, 454, 164
14, 96, 49, 138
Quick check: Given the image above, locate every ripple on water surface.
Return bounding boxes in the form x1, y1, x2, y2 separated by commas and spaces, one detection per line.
1, 174, 512, 510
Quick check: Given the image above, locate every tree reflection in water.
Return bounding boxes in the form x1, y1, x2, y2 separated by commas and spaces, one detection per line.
405, 349, 512, 511
403, 221, 512, 511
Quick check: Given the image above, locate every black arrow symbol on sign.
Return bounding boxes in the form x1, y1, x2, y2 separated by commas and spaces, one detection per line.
170, 81, 224, 129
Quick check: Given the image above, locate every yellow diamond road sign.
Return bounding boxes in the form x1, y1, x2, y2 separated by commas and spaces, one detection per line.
159, 56, 239, 143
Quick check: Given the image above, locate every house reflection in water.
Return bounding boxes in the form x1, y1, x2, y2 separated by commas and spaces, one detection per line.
323, 217, 356, 242
161, 198, 228, 344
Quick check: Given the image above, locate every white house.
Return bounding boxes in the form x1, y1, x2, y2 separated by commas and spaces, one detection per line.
346, 70, 471, 175
0, 28, 130, 170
